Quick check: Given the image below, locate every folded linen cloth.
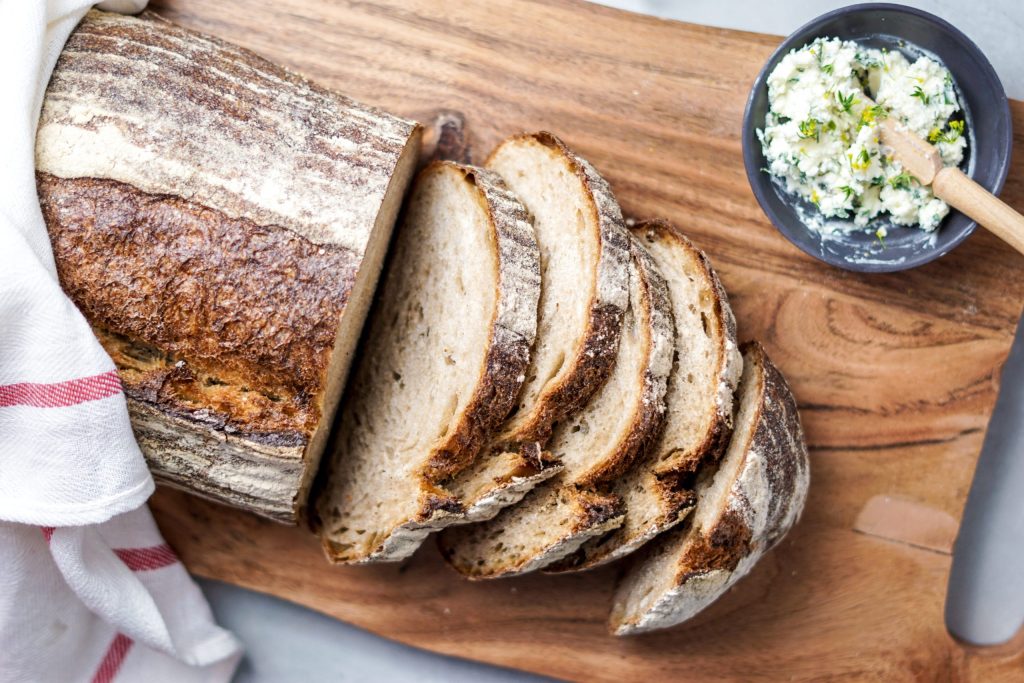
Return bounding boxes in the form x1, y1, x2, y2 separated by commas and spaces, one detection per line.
0, 1, 241, 680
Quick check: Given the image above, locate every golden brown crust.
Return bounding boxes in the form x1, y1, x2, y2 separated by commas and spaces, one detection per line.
437, 483, 624, 579
38, 174, 357, 441
675, 508, 753, 580
38, 11, 420, 524
576, 236, 676, 487
609, 342, 810, 635
631, 219, 739, 478
744, 342, 808, 549
671, 342, 802, 582
484, 132, 631, 450
570, 488, 625, 534
415, 163, 541, 484
100, 331, 311, 446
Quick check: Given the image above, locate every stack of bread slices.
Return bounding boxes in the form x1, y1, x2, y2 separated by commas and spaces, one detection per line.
312, 131, 810, 635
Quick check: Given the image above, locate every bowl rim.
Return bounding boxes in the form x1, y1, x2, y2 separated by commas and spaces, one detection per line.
741, 2, 1013, 273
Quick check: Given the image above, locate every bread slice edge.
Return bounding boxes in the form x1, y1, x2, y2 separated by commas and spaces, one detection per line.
609, 342, 810, 635
314, 161, 541, 563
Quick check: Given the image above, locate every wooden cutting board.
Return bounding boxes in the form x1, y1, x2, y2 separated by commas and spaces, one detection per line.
145, 0, 1024, 679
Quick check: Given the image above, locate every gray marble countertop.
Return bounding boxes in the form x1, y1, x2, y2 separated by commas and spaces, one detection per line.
201, 2, 1023, 681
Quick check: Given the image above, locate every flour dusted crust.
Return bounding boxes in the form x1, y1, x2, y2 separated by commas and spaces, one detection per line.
420, 164, 543, 483
36, 10, 421, 522
448, 132, 632, 518
637, 221, 742, 478
315, 162, 541, 563
609, 343, 810, 635
36, 10, 417, 252
438, 238, 674, 579
550, 220, 742, 571
490, 132, 632, 447
586, 232, 677, 485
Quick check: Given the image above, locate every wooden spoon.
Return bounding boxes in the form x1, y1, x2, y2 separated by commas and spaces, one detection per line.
876, 114, 1024, 255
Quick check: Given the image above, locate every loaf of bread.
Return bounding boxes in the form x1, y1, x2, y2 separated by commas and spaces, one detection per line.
448, 132, 631, 522
610, 342, 810, 635
551, 219, 742, 571
314, 161, 540, 563
438, 236, 674, 578
37, 8, 812, 632
36, 10, 421, 523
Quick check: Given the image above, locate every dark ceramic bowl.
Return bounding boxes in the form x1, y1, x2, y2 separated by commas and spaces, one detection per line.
742, 3, 1012, 272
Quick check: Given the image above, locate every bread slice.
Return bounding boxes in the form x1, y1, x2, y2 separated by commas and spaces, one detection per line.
314, 161, 540, 563
609, 342, 810, 635
438, 238, 674, 578
446, 132, 632, 521
550, 219, 742, 571
36, 10, 421, 523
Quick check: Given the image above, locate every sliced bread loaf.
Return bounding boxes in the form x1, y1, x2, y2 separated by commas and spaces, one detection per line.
609, 342, 810, 635
550, 219, 742, 571
438, 238, 674, 578
38, 10, 421, 523
447, 132, 631, 521
314, 161, 540, 563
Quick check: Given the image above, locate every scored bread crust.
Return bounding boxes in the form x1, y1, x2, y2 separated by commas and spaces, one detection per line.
609, 342, 810, 635
438, 240, 674, 579
315, 162, 541, 563
447, 132, 632, 518
549, 219, 742, 572
37, 10, 421, 523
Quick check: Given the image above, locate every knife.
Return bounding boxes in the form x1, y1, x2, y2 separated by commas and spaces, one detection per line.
946, 308, 1024, 645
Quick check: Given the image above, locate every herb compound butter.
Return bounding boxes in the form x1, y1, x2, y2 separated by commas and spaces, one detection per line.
758, 37, 967, 234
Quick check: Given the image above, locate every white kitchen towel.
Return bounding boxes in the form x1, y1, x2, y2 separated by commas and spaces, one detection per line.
0, 1, 242, 681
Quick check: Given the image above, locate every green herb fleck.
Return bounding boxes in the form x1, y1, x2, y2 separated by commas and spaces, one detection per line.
839, 185, 856, 201
850, 148, 872, 172
822, 63, 834, 75
835, 90, 857, 113
797, 118, 820, 142
911, 85, 930, 105
888, 171, 914, 190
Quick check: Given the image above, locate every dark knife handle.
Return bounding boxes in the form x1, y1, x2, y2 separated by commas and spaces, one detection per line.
946, 309, 1024, 645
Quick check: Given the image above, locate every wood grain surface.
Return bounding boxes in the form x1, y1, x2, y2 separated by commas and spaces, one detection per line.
144, 0, 1024, 679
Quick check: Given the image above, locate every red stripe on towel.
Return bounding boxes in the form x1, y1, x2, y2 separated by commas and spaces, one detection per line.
114, 544, 179, 572
0, 371, 122, 408
40, 527, 54, 542
90, 633, 132, 683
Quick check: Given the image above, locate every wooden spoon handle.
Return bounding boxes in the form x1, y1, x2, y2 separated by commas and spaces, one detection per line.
932, 167, 1024, 256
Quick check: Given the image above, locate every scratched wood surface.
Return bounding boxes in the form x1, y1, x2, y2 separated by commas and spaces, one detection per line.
145, 0, 1024, 679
